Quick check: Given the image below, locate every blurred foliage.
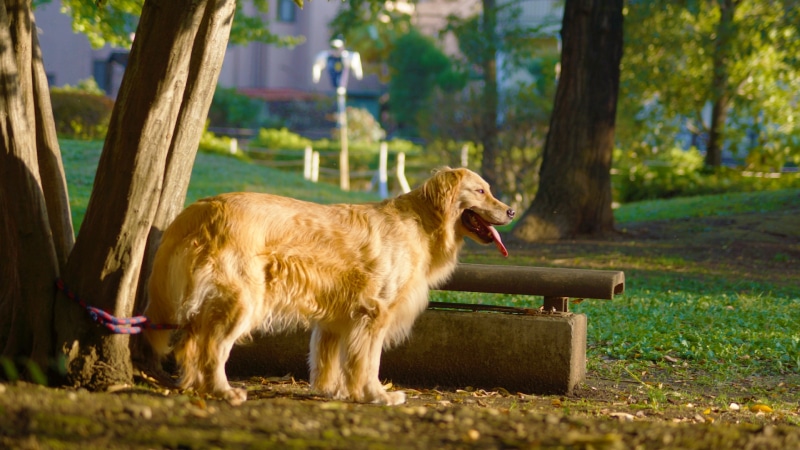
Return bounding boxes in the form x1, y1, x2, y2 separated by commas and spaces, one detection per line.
329, 0, 414, 82
619, 0, 800, 171
387, 29, 466, 132
418, 47, 559, 207
51, 0, 304, 49
251, 127, 313, 151
208, 87, 274, 130
332, 107, 386, 144
198, 122, 250, 162
614, 147, 800, 203
50, 78, 113, 140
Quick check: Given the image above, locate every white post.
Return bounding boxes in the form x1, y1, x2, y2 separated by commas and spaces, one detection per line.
229, 138, 238, 155
378, 142, 389, 199
311, 151, 320, 183
337, 91, 350, 191
460, 144, 469, 168
396, 152, 411, 194
303, 146, 313, 180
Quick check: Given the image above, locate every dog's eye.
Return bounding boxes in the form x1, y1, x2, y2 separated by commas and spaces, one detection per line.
476, 189, 485, 194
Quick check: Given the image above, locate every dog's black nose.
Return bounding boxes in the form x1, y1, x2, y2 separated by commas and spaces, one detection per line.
507, 209, 516, 219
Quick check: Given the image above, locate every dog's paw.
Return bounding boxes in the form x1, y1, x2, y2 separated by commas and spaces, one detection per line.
376, 390, 406, 406
223, 387, 248, 406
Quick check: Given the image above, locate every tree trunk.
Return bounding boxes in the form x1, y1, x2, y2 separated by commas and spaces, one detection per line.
54, 0, 235, 390
512, 0, 623, 241
704, 0, 736, 168
479, 0, 501, 192
0, 0, 67, 377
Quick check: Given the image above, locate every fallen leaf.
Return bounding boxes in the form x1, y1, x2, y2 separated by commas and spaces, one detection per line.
749, 404, 773, 413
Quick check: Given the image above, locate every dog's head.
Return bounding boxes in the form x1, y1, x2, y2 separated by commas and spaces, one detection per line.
423, 168, 515, 257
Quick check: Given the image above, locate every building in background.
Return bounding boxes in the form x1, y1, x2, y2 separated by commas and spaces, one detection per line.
34, 0, 382, 136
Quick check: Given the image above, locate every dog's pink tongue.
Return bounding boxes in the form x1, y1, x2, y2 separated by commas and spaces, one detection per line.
488, 225, 509, 258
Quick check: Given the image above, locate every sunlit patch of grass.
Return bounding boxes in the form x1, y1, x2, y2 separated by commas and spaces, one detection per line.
614, 188, 800, 223
62, 140, 800, 385
61, 140, 380, 232
433, 278, 800, 379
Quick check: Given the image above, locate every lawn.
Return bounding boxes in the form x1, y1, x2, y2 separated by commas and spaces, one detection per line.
1, 139, 795, 448
60, 140, 800, 386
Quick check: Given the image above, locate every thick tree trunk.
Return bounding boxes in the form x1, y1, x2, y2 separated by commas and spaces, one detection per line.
512, 0, 623, 241
705, 0, 736, 168
479, 0, 501, 192
54, 0, 235, 390
0, 0, 64, 375
135, 0, 239, 317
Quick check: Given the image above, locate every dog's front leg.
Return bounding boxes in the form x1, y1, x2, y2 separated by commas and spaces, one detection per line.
342, 319, 406, 406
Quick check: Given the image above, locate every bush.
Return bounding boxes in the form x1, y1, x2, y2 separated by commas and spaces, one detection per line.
250, 127, 313, 150
50, 80, 113, 140
198, 123, 249, 162
614, 147, 800, 203
208, 87, 272, 129
332, 107, 385, 144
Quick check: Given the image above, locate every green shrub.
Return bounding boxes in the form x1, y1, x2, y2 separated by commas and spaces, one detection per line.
208, 86, 272, 129
331, 107, 386, 144
251, 127, 313, 150
50, 80, 113, 140
198, 123, 249, 162
614, 146, 800, 202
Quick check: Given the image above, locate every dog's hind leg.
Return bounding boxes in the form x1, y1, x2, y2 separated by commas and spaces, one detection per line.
309, 325, 346, 399
192, 295, 250, 405
174, 327, 203, 392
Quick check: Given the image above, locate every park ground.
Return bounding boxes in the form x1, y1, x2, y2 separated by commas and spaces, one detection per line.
1, 189, 799, 449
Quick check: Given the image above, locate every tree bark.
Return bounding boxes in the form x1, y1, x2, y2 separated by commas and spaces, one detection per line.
512, 0, 623, 241
0, 0, 63, 374
135, 0, 239, 316
704, 0, 736, 168
54, 0, 235, 390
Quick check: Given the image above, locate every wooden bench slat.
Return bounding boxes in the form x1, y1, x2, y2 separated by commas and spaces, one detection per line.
436, 264, 625, 300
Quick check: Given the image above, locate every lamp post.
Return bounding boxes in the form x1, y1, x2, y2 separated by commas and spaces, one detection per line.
312, 37, 363, 191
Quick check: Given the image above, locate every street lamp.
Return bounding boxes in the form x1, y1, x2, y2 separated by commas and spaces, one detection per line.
312, 37, 363, 191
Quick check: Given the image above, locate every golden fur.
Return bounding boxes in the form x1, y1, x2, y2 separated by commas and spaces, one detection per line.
144, 168, 514, 405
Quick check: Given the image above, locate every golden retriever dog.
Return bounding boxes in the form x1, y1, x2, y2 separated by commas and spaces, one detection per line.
144, 167, 514, 405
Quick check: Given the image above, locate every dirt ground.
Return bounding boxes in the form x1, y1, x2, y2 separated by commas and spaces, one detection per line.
1, 206, 799, 449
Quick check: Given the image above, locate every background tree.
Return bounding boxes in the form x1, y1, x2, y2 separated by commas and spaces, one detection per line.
0, 0, 71, 379
386, 29, 465, 135
442, 1, 558, 200
618, 0, 800, 170
512, 0, 624, 241
1, 0, 303, 389
52, 0, 236, 389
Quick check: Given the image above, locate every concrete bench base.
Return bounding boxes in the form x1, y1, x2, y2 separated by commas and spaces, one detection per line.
227, 308, 587, 396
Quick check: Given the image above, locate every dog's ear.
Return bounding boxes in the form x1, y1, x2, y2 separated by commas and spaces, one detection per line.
422, 168, 464, 213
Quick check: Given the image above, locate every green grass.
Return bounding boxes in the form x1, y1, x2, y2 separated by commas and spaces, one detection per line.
61, 140, 379, 231
613, 188, 800, 223
62, 140, 800, 382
